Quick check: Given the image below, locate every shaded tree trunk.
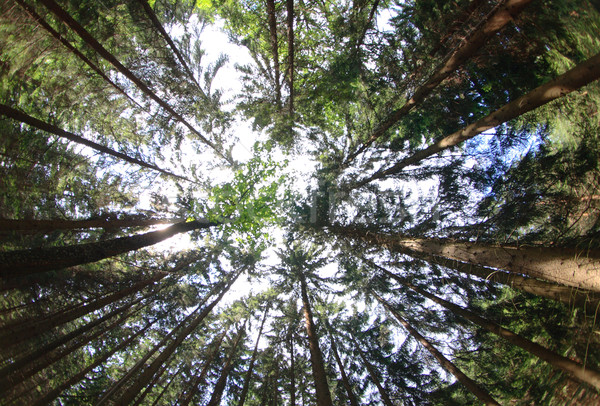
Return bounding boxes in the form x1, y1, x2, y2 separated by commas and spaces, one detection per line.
151, 364, 186, 406
286, 0, 294, 114
289, 334, 296, 406
351, 334, 394, 406
329, 333, 359, 406
0, 104, 192, 182
0, 220, 215, 278
266, 0, 282, 108
0, 216, 182, 233
352, 51, 600, 188
372, 291, 500, 405
238, 307, 269, 406
299, 272, 333, 406
206, 324, 246, 406
344, 0, 533, 165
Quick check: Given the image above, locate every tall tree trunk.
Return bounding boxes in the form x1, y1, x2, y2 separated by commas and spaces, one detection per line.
132, 362, 170, 406
289, 334, 296, 406
0, 220, 215, 278
38, 0, 232, 164
382, 268, 600, 390
344, 0, 533, 165
0, 273, 164, 347
353, 0, 380, 51
31, 320, 155, 406
351, 335, 394, 406
151, 363, 186, 406
351, 51, 600, 188
0, 104, 192, 183
372, 291, 500, 405
286, 0, 294, 114
266, 0, 282, 108
299, 272, 333, 406
333, 226, 600, 292
238, 307, 269, 406
329, 333, 359, 406
179, 329, 228, 406
14, 0, 141, 108
206, 324, 246, 406
117, 271, 240, 405
0, 216, 183, 233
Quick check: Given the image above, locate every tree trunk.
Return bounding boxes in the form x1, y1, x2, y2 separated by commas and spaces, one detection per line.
266, 0, 282, 108
289, 334, 296, 406
206, 324, 246, 406
14, 0, 141, 108
38, 0, 232, 164
0, 103, 192, 182
132, 361, 170, 406
286, 0, 294, 114
179, 329, 228, 406
151, 363, 186, 406
352, 51, 600, 188
351, 335, 394, 406
334, 226, 600, 292
0, 273, 164, 347
372, 291, 500, 405
329, 333, 359, 406
0, 216, 182, 233
0, 220, 215, 278
299, 272, 333, 406
383, 268, 600, 390
238, 307, 269, 406
344, 0, 533, 165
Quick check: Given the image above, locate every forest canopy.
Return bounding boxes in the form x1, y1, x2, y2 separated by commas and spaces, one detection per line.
1, 0, 600, 404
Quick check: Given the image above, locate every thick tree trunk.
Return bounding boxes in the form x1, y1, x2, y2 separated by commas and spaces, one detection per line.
352, 51, 600, 188
334, 226, 600, 292
266, 0, 282, 108
238, 308, 269, 406
329, 333, 359, 406
372, 292, 500, 405
38, 0, 232, 164
0, 273, 164, 347
286, 0, 294, 114
0, 216, 182, 233
0, 220, 215, 278
383, 269, 600, 390
351, 335, 394, 406
206, 324, 246, 406
345, 0, 533, 165
0, 104, 192, 182
299, 273, 333, 406
14, 0, 141, 108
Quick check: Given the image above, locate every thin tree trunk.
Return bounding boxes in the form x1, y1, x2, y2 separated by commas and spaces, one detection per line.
132, 362, 170, 406
351, 51, 600, 188
286, 0, 294, 114
151, 363, 186, 406
351, 334, 394, 406
38, 0, 232, 164
299, 272, 333, 406
206, 324, 246, 406
0, 273, 164, 348
266, 0, 282, 108
118, 271, 241, 404
238, 307, 269, 406
31, 320, 154, 406
0, 103, 193, 183
0, 220, 215, 278
333, 226, 600, 292
179, 329, 228, 406
382, 268, 600, 390
14, 0, 141, 108
372, 291, 500, 405
289, 334, 296, 406
329, 333, 359, 406
0, 216, 182, 232
354, 0, 380, 51
344, 0, 533, 165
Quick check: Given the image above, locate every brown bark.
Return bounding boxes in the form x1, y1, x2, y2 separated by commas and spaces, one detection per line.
383, 268, 600, 390
372, 292, 500, 405
238, 308, 269, 406
289, 334, 296, 406
38, 0, 232, 164
14, 0, 141, 108
0, 103, 193, 183
329, 333, 359, 406
206, 324, 246, 406
352, 51, 600, 188
286, 0, 294, 114
345, 0, 533, 165
0, 220, 215, 278
299, 272, 333, 406
351, 335, 394, 406
151, 364, 186, 406
266, 0, 282, 108
0, 216, 182, 233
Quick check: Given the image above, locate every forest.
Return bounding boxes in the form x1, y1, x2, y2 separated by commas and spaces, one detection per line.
1, 0, 600, 404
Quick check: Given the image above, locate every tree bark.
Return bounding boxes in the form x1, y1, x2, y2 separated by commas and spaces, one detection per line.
151, 363, 186, 406
238, 307, 269, 406
344, 0, 533, 165
351, 334, 394, 406
38, 0, 232, 164
299, 272, 333, 406
286, 0, 294, 114
0, 216, 182, 233
329, 333, 359, 406
266, 0, 282, 108
289, 334, 296, 406
0, 103, 193, 183
206, 324, 246, 406
372, 291, 500, 405
352, 51, 600, 188
0, 220, 215, 278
